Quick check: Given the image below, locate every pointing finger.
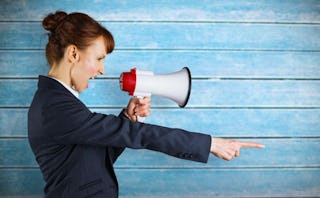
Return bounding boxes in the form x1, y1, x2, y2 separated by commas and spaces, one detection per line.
239, 141, 265, 149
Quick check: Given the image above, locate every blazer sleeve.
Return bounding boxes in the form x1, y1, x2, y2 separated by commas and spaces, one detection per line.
109, 110, 128, 163
41, 94, 211, 163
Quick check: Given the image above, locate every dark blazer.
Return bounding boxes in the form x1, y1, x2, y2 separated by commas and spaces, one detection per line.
28, 75, 211, 198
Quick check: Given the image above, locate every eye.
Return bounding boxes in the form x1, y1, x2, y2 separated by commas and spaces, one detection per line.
98, 55, 106, 61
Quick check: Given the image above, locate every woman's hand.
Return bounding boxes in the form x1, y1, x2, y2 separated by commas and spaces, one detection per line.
210, 138, 264, 161
124, 97, 151, 122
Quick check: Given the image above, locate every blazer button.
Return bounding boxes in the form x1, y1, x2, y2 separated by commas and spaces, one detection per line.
189, 154, 193, 158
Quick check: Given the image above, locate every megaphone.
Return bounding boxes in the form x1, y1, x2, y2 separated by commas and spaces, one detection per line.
120, 67, 192, 122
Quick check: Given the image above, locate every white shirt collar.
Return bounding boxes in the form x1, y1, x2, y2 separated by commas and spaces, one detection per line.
48, 76, 79, 98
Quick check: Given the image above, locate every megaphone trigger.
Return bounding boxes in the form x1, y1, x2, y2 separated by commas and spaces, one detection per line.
133, 95, 147, 122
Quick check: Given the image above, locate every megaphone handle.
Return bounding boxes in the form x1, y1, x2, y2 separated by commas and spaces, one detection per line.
134, 96, 146, 122
137, 115, 145, 122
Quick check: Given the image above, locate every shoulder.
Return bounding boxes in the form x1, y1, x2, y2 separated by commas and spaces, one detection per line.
41, 88, 91, 121
30, 84, 92, 133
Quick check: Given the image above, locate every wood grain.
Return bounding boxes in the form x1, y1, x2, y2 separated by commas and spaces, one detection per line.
0, 1, 319, 197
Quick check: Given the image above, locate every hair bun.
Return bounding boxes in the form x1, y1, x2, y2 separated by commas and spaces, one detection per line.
42, 11, 68, 32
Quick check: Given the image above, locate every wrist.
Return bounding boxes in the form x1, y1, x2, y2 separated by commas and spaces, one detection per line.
210, 137, 215, 153
122, 108, 130, 119
122, 108, 138, 122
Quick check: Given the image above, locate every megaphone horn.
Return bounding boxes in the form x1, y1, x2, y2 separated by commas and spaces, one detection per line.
120, 67, 192, 108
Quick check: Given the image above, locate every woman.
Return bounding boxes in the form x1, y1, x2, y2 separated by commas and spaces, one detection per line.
28, 11, 264, 198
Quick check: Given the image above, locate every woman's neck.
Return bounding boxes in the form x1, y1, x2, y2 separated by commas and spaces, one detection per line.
48, 62, 72, 88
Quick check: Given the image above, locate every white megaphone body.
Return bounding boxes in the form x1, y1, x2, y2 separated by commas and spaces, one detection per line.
119, 67, 192, 122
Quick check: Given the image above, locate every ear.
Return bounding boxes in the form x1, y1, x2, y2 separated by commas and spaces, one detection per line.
66, 45, 80, 63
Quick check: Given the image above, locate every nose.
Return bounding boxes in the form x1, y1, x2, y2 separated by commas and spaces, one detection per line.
98, 64, 105, 75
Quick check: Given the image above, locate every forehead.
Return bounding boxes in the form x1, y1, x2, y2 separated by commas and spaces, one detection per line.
85, 36, 106, 54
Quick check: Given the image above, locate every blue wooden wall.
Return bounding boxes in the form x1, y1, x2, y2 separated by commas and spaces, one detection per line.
1, 0, 320, 197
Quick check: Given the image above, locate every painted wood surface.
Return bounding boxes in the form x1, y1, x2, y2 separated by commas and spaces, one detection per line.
1, 50, 320, 78
1, 79, 320, 107
0, 0, 319, 197
1, 138, 320, 168
1, 22, 320, 50
1, 168, 320, 197
3, 170, 320, 197
1, 108, 320, 137
1, 0, 319, 22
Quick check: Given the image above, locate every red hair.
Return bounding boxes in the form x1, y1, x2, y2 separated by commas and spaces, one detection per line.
42, 11, 114, 66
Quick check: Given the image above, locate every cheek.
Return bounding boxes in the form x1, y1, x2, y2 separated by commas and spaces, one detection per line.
85, 59, 98, 74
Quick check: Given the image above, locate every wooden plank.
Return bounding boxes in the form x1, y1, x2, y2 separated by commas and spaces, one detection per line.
1, 0, 319, 23
1, 22, 319, 50
117, 168, 320, 198
0, 169, 44, 196
2, 79, 319, 107
0, 80, 37, 107
1, 108, 320, 137
0, 168, 319, 197
144, 109, 320, 137
1, 50, 320, 79
1, 138, 319, 168
0, 50, 49, 78
83, 79, 320, 107
118, 139, 320, 168
0, 109, 28, 137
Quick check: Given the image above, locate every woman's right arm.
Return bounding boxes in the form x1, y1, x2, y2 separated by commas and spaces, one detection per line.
41, 94, 211, 163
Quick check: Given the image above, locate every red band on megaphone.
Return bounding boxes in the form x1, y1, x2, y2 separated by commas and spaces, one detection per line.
120, 68, 136, 96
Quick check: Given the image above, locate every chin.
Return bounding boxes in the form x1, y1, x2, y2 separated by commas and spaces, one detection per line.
75, 82, 88, 93
73, 86, 83, 93
78, 87, 86, 93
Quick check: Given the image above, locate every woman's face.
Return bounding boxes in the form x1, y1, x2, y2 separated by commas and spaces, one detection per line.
71, 36, 106, 93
